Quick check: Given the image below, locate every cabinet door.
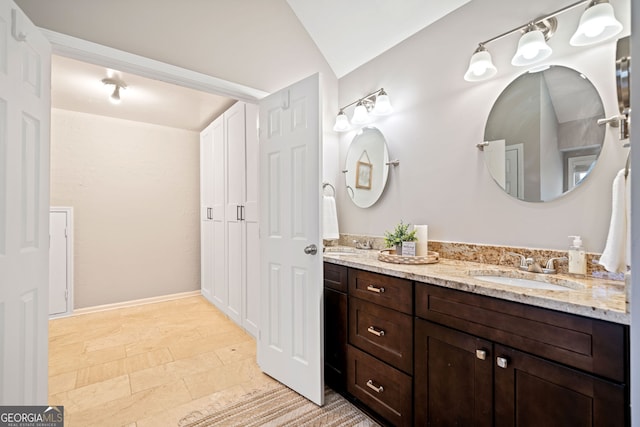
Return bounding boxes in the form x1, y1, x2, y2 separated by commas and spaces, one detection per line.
199, 125, 215, 302
225, 102, 246, 325
243, 103, 260, 337
211, 116, 227, 310
494, 345, 627, 427
324, 286, 347, 391
415, 319, 493, 427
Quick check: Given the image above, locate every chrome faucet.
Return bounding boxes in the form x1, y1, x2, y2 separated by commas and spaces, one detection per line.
507, 252, 543, 273
543, 257, 568, 274
353, 239, 373, 249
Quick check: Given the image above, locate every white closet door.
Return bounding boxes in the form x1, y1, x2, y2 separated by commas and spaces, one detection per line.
225, 102, 246, 325
243, 103, 259, 337
49, 209, 69, 316
199, 125, 214, 301
211, 116, 227, 310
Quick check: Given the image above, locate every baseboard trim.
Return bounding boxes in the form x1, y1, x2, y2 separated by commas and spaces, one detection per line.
70, 290, 201, 316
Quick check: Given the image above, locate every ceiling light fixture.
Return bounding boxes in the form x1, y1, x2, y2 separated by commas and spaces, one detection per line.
102, 77, 127, 104
464, 0, 623, 82
332, 88, 392, 132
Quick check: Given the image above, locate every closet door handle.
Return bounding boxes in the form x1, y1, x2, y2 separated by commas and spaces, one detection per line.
207, 207, 212, 220
241, 205, 245, 221
236, 205, 241, 221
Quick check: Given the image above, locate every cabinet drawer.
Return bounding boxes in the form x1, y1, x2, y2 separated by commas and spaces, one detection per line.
349, 268, 413, 314
349, 297, 413, 373
324, 262, 348, 293
416, 283, 627, 382
347, 345, 412, 427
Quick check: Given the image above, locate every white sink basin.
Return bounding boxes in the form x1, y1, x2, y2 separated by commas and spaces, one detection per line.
470, 271, 584, 291
324, 247, 360, 256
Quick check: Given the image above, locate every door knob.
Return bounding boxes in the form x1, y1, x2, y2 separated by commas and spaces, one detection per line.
304, 244, 318, 255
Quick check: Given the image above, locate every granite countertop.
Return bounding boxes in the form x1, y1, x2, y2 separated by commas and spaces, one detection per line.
323, 248, 629, 325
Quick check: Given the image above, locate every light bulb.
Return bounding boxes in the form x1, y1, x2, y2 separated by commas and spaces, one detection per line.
351, 101, 370, 125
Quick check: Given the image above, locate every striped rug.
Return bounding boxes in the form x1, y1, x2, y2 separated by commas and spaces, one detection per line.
178, 385, 380, 427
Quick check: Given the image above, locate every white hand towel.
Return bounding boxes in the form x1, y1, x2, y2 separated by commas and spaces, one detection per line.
599, 169, 629, 273
323, 195, 339, 240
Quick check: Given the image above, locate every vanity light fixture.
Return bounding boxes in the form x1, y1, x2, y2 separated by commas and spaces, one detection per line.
464, 0, 623, 82
570, 0, 623, 46
332, 88, 392, 132
102, 77, 127, 104
511, 20, 555, 66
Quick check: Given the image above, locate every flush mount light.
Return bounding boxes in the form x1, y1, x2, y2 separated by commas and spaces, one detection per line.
101, 77, 127, 104
570, 0, 623, 46
463, 0, 624, 82
332, 88, 393, 132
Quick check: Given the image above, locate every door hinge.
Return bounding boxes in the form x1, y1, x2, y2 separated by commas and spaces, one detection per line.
65, 289, 68, 301
65, 228, 68, 238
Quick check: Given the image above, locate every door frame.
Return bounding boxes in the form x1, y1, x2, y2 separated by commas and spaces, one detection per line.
49, 207, 74, 319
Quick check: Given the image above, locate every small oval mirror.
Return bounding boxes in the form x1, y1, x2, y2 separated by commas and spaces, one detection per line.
344, 127, 390, 208
483, 65, 605, 202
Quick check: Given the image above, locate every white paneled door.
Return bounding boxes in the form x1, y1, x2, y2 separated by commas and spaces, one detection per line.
257, 74, 323, 405
0, 1, 51, 404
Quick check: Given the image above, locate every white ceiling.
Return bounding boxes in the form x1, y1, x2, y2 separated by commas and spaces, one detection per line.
51, 55, 237, 132
51, 1, 472, 131
285, 0, 472, 78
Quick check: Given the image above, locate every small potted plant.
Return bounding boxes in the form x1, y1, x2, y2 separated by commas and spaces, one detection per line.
384, 220, 417, 255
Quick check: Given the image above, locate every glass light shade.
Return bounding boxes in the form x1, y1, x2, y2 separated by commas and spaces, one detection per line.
109, 86, 121, 104
570, 2, 622, 46
464, 49, 497, 82
372, 93, 393, 115
351, 102, 370, 125
332, 111, 350, 132
511, 29, 552, 66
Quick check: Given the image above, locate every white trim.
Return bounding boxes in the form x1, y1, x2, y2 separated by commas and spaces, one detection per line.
49, 206, 74, 319
71, 290, 202, 316
41, 28, 269, 103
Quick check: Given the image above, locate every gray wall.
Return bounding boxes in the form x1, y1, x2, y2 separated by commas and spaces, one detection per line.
335, 0, 631, 253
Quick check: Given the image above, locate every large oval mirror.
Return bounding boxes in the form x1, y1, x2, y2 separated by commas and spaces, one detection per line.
483, 65, 605, 202
344, 127, 390, 208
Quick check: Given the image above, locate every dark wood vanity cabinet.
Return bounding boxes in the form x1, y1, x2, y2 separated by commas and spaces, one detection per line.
346, 268, 414, 427
323, 263, 629, 426
323, 263, 348, 392
415, 283, 629, 427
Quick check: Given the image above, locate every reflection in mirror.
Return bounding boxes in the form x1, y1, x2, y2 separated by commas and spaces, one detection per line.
344, 127, 390, 208
484, 65, 605, 202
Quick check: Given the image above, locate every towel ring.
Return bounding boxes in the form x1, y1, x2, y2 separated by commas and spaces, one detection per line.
322, 182, 336, 197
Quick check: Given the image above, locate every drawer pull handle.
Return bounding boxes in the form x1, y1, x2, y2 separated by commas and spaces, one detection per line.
367, 326, 385, 337
366, 285, 385, 293
476, 349, 487, 360
496, 356, 509, 369
366, 380, 384, 393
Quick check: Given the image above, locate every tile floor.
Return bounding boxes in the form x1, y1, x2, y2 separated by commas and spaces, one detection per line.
48, 295, 278, 427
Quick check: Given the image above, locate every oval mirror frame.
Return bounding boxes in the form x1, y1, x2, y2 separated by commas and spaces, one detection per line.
483, 65, 605, 202
344, 127, 390, 208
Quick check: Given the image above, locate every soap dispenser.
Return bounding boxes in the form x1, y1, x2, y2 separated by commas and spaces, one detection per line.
568, 236, 587, 275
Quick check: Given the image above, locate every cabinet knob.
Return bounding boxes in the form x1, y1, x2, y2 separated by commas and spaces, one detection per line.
366, 285, 385, 293
366, 379, 384, 393
496, 356, 509, 369
476, 349, 487, 360
367, 326, 385, 337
